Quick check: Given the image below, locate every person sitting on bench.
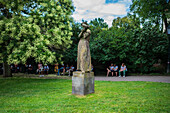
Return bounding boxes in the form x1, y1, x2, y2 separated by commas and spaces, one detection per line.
107, 63, 114, 77
113, 64, 118, 77
119, 63, 127, 77
68, 65, 74, 76
59, 64, 65, 75
44, 64, 49, 75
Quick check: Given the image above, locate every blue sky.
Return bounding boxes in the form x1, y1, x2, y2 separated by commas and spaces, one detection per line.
72, 0, 132, 27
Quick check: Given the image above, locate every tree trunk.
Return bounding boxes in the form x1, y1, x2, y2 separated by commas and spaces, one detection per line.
3, 62, 12, 77
163, 13, 168, 34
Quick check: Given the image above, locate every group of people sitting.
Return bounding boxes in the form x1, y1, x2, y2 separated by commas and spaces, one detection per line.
26, 62, 74, 77
25, 62, 74, 77
37, 62, 49, 76
10, 62, 127, 77
54, 64, 75, 76
107, 63, 127, 77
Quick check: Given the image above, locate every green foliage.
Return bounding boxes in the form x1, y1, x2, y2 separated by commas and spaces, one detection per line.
63, 16, 168, 73
130, 0, 169, 18
90, 16, 168, 73
0, 0, 74, 64
63, 22, 81, 65
0, 78, 170, 112
130, 0, 170, 31
90, 18, 108, 28
90, 16, 136, 65
132, 23, 168, 72
89, 18, 109, 63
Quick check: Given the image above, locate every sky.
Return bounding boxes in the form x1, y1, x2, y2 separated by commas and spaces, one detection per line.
72, 0, 132, 27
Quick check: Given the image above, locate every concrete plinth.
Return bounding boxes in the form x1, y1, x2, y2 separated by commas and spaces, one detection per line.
72, 71, 94, 95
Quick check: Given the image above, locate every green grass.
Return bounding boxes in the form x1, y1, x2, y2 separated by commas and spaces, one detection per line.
0, 78, 170, 113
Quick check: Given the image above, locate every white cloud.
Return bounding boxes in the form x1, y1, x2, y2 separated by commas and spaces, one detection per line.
73, 0, 104, 10
103, 16, 115, 27
72, 0, 131, 27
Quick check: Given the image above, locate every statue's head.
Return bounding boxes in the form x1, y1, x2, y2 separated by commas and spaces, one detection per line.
81, 22, 89, 28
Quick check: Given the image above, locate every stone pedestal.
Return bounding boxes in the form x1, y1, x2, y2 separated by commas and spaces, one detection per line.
72, 71, 94, 95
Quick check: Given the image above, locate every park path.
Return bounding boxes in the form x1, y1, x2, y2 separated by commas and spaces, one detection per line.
95, 76, 170, 83
9, 74, 170, 83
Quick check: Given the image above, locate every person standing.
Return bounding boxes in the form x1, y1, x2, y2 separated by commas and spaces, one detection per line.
54, 63, 59, 75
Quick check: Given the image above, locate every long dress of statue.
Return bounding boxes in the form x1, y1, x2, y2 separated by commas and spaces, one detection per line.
77, 22, 91, 72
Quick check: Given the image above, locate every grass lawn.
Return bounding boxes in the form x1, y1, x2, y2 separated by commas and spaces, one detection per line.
0, 77, 170, 112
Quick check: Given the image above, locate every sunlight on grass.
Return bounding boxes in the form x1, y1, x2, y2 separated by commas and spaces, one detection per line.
0, 78, 170, 112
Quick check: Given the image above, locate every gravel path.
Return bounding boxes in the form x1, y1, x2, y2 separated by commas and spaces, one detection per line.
95, 76, 170, 83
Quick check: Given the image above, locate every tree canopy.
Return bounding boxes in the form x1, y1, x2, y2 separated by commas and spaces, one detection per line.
0, 0, 74, 65
63, 16, 168, 73
0, 0, 168, 75
130, 0, 170, 32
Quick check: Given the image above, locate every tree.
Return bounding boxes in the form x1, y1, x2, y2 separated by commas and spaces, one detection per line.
132, 23, 168, 73
89, 18, 108, 63
90, 16, 168, 73
63, 22, 81, 65
90, 18, 108, 28
89, 18, 108, 41
130, 0, 170, 32
0, 0, 74, 77
112, 15, 140, 30
64, 16, 168, 74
